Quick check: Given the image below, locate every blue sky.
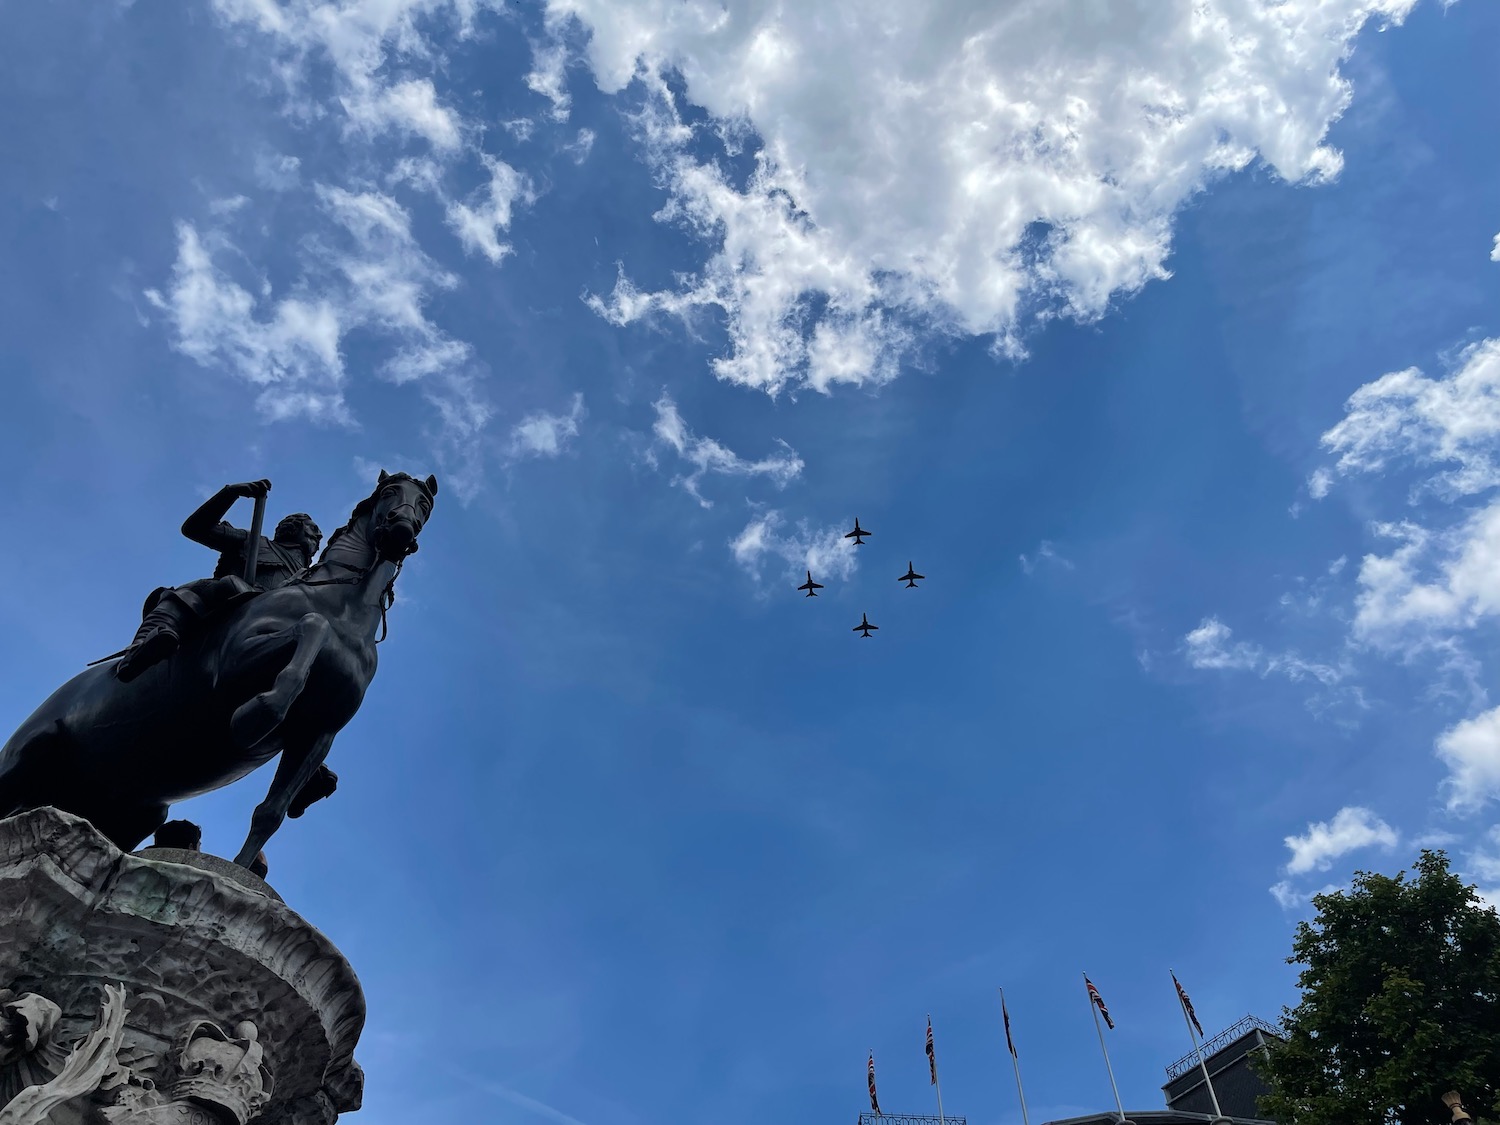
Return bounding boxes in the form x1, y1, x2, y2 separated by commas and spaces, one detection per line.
2, 0, 1499, 1122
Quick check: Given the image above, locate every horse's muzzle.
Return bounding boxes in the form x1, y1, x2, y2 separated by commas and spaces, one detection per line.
374, 516, 418, 558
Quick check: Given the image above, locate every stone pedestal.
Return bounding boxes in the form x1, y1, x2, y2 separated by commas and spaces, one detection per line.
0, 808, 364, 1125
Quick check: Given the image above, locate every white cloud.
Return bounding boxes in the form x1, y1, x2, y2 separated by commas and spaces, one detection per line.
1317, 339, 1500, 500
146, 187, 493, 498
253, 151, 301, 191
1269, 880, 1302, 909
1410, 830, 1461, 849
446, 154, 536, 264
1491, 232, 1499, 263
1436, 707, 1500, 815
1463, 828, 1500, 913
1283, 806, 1398, 876
526, 37, 572, 120
1269, 879, 1346, 911
1019, 540, 1074, 575
208, 194, 250, 216
649, 392, 803, 506
145, 223, 349, 423
554, 0, 1421, 394
730, 511, 856, 584
563, 128, 596, 164
344, 76, 463, 151
509, 393, 586, 459
1184, 617, 1263, 671
210, 0, 481, 153
1350, 504, 1500, 651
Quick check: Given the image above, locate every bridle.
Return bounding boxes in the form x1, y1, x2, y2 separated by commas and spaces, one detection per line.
287, 543, 415, 644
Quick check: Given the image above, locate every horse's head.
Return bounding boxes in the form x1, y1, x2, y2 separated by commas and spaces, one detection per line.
369, 470, 438, 560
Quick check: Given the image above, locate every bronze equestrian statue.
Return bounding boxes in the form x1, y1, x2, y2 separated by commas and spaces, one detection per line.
114, 479, 322, 683
0, 470, 437, 867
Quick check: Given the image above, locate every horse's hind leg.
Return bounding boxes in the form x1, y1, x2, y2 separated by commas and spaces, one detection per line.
235, 731, 334, 867
229, 613, 331, 751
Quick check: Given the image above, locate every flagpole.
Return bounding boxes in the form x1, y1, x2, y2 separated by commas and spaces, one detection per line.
1085, 974, 1127, 1124
1171, 971, 1224, 1120
998, 988, 1031, 1125
929, 1015, 946, 1125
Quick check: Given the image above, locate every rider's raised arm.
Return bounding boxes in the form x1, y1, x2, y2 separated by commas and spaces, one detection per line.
181, 481, 269, 551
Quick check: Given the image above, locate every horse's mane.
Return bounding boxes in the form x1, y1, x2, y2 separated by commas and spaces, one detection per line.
318, 473, 437, 561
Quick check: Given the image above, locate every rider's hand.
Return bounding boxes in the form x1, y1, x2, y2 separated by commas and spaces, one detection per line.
225, 480, 271, 499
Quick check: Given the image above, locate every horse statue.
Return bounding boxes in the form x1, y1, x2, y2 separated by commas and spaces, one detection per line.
0, 470, 437, 868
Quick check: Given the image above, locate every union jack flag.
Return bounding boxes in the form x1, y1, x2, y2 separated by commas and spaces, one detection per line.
1002, 994, 1018, 1059
867, 1053, 881, 1115
1172, 972, 1204, 1038
1085, 976, 1114, 1030
925, 1018, 937, 1084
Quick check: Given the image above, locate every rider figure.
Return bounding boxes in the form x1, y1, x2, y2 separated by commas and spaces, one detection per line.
114, 480, 322, 683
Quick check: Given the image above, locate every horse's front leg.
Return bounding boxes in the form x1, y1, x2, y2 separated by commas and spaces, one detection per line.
234, 730, 335, 867
228, 612, 331, 751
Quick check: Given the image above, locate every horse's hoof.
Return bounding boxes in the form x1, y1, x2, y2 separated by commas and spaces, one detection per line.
230, 694, 281, 750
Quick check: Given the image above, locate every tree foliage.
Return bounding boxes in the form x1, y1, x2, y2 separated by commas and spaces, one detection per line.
1257, 851, 1500, 1125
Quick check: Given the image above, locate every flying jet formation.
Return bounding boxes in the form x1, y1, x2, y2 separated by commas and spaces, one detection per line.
898, 562, 924, 588
853, 612, 878, 638
845, 517, 871, 546
798, 571, 825, 597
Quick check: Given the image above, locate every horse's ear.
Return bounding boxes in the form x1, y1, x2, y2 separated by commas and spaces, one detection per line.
378, 469, 390, 484
425, 474, 438, 497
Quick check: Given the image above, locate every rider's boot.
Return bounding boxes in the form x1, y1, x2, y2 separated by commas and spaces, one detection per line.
114, 602, 188, 683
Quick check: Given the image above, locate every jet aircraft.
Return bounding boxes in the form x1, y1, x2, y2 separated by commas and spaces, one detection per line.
899, 562, 924, 588
798, 571, 825, 597
853, 612, 878, 638
844, 517, 871, 546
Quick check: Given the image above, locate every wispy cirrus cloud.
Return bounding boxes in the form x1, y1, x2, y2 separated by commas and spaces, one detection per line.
1019, 541, 1074, 575
1182, 616, 1344, 684
730, 510, 856, 586
208, 0, 485, 150
147, 1, 547, 500
648, 392, 803, 507
146, 185, 500, 498
447, 154, 537, 265
509, 393, 586, 460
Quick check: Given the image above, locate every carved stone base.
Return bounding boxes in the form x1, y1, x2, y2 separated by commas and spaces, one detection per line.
0, 808, 363, 1125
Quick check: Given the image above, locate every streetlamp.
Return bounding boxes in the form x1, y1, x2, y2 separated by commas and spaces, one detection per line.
1441, 1091, 1471, 1124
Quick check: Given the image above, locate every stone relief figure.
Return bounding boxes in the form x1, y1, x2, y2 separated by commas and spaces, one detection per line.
0, 471, 437, 867
0, 984, 276, 1125
0, 984, 126, 1125
0, 990, 66, 1105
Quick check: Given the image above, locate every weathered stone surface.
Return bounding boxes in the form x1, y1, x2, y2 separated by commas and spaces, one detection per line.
0, 808, 363, 1124
131, 851, 282, 905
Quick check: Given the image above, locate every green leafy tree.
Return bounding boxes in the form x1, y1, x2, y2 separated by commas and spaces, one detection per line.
1257, 851, 1500, 1125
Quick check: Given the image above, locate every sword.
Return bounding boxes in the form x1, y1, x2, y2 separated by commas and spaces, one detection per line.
243, 489, 268, 586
